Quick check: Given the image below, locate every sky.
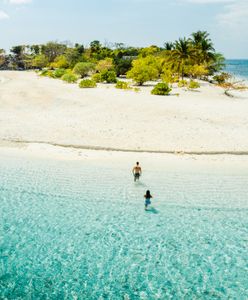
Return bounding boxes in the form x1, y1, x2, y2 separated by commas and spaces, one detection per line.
0, 0, 247, 58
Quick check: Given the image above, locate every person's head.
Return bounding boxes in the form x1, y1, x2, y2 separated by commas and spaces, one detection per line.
146, 190, 151, 197
136, 162, 139, 166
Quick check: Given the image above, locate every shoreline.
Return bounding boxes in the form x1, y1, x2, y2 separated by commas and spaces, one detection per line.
1, 141, 248, 175
3, 138, 248, 156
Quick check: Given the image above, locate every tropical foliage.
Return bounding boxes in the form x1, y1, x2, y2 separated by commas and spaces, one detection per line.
0, 31, 226, 89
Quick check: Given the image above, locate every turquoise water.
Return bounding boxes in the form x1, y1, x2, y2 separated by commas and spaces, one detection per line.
0, 155, 248, 299
225, 59, 248, 81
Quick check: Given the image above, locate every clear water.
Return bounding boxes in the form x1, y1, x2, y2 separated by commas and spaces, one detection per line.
225, 59, 248, 82
0, 155, 248, 299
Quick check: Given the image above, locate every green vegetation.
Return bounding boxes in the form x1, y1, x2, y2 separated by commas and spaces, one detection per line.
115, 81, 130, 90
91, 73, 102, 83
53, 68, 67, 78
188, 80, 200, 89
127, 56, 160, 85
178, 80, 188, 88
61, 73, 77, 83
79, 79, 97, 88
213, 72, 231, 84
0, 31, 227, 93
100, 70, 117, 83
151, 83, 172, 96
73, 62, 95, 78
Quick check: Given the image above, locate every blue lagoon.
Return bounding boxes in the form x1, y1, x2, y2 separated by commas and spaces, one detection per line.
0, 153, 248, 299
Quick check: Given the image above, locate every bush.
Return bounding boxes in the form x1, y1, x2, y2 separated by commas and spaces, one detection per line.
151, 83, 172, 96
213, 72, 231, 84
96, 58, 113, 72
115, 80, 130, 90
61, 73, 77, 83
178, 80, 188, 87
92, 73, 103, 83
53, 68, 67, 78
39, 69, 51, 77
73, 62, 95, 78
101, 70, 117, 83
188, 80, 200, 89
79, 79, 97, 88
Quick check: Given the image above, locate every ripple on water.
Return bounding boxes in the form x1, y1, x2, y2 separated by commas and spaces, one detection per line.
0, 156, 248, 299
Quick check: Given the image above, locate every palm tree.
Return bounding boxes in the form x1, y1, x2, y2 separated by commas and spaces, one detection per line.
170, 38, 195, 79
208, 53, 225, 75
164, 42, 174, 51
190, 31, 211, 45
190, 31, 215, 64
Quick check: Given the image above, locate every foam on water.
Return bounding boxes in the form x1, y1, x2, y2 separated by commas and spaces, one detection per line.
0, 155, 248, 299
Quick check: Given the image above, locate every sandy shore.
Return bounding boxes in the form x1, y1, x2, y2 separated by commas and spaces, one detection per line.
0, 70, 248, 161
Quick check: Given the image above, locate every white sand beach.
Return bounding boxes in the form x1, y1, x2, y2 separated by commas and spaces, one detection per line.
0, 70, 248, 164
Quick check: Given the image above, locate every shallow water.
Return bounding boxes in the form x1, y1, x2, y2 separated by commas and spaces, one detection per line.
0, 155, 248, 299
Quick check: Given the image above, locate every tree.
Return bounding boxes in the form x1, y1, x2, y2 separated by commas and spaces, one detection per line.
0, 49, 6, 68
64, 48, 82, 68
170, 38, 195, 79
185, 64, 209, 79
50, 55, 69, 69
96, 58, 113, 72
190, 31, 215, 64
190, 31, 211, 46
208, 53, 225, 74
90, 40, 101, 53
32, 54, 49, 69
164, 42, 174, 51
41, 42, 67, 63
73, 62, 95, 78
127, 56, 160, 85
139, 46, 160, 58
10, 45, 26, 69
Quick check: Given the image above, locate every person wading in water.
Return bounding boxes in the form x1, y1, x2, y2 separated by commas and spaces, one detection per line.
132, 162, 142, 182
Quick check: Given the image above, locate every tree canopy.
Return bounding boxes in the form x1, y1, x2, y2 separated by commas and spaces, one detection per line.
0, 31, 225, 85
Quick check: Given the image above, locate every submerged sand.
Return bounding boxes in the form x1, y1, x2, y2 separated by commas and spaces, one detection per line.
0, 71, 248, 155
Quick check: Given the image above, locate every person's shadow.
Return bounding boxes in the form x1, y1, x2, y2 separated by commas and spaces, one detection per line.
145, 207, 159, 214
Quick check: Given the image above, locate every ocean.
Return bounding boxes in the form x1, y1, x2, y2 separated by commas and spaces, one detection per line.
0, 154, 248, 299
225, 59, 248, 82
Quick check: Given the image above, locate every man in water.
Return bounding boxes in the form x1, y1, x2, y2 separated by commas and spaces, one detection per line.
132, 162, 142, 182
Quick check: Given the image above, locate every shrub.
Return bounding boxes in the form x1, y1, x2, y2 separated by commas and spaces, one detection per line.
61, 73, 77, 83
79, 79, 97, 88
39, 69, 51, 77
213, 72, 231, 84
188, 80, 200, 89
92, 73, 103, 83
115, 80, 130, 90
178, 80, 188, 87
101, 70, 117, 83
53, 68, 67, 78
73, 62, 95, 78
96, 58, 114, 72
151, 83, 172, 96
133, 87, 141, 93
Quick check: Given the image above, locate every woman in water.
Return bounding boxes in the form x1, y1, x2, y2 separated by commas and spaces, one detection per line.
144, 190, 153, 210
